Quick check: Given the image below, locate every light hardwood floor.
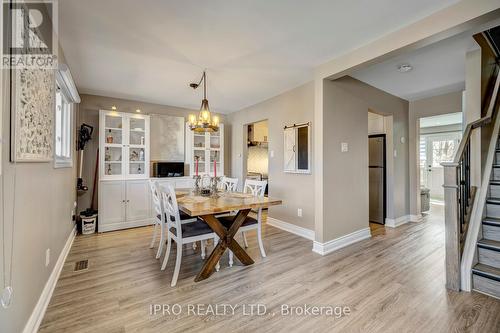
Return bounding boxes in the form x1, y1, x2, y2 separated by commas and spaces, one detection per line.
40, 206, 500, 333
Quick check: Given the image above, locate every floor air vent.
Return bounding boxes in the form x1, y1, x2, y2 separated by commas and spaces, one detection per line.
74, 260, 89, 271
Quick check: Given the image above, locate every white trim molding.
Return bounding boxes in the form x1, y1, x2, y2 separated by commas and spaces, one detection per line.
312, 228, 371, 256
266, 217, 315, 240
385, 215, 420, 228
410, 214, 423, 222
23, 226, 76, 333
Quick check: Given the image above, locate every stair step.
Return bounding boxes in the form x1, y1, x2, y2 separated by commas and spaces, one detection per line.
483, 220, 500, 242
483, 217, 500, 227
478, 239, 500, 269
478, 239, 500, 251
490, 180, 500, 186
493, 164, 500, 168
472, 264, 500, 299
486, 198, 500, 205
472, 263, 500, 282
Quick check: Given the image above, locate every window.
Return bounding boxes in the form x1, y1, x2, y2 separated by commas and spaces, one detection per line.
54, 84, 73, 168
431, 140, 457, 166
284, 123, 311, 173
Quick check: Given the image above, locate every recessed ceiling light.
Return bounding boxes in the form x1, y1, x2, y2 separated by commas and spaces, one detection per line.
136, 109, 141, 113
397, 64, 413, 73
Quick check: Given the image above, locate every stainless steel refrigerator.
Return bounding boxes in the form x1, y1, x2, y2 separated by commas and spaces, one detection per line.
369, 135, 386, 224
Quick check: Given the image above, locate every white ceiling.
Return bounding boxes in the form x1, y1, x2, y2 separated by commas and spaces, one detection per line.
59, 0, 460, 113
420, 112, 462, 128
351, 33, 479, 101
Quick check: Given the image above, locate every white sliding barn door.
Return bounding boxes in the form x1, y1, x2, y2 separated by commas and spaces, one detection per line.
284, 128, 296, 172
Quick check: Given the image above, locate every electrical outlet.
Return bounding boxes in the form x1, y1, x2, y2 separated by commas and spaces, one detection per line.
297, 208, 303, 217
341, 142, 348, 152
45, 249, 50, 267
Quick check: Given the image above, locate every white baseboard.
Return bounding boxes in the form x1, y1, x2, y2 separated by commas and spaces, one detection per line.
385, 215, 411, 228
312, 227, 371, 256
98, 218, 153, 232
410, 214, 422, 222
23, 226, 76, 333
266, 217, 315, 240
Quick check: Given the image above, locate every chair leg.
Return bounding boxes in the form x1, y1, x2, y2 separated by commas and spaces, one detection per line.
201, 240, 206, 259
149, 221, 158, 249
161, 233, 172, 271
171, 243, 182, 287
155, 221, 165, 259
214, 236, 220, 271
229, 250, 234, 267
257, 223, 267, 258
242, 232, 249, 248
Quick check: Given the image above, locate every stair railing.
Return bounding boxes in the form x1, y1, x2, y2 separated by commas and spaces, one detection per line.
442, 64, 500, 291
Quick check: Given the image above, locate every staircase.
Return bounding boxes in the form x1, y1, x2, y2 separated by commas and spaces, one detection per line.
472, 158, 500, 298
442, 27, 500, 296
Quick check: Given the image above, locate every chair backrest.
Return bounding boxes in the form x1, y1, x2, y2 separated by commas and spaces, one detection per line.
244, 179, 267, 197
148, 180, 163, 219
220, 176, 239, 192
160, 184, 181, 234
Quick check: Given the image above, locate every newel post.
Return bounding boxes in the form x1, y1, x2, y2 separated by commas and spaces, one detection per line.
442, 162, 460, 291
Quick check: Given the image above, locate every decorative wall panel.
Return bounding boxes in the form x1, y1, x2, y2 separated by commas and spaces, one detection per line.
11, 68, 55, 162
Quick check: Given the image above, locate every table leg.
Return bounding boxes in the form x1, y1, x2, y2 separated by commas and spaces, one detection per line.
195, 209, 254, 282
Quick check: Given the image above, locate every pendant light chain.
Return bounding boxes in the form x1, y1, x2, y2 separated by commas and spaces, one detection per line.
2, 120, 17, 308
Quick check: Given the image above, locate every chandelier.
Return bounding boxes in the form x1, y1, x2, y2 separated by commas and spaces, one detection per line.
188, 71, 219, 132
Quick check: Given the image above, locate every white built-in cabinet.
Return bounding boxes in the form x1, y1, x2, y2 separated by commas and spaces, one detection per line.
99, 110, 150, 180
98, 180, 152, 232
185, 123, 224, 176
98, 110, 152, 232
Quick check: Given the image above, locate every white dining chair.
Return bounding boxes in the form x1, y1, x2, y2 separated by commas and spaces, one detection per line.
160, 184, 217, 286
148, 180, 196, 259
219, 176, 239, 192
219, 179, 268, 267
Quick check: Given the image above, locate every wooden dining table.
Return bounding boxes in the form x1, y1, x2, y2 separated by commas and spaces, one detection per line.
175, 189, 282, 282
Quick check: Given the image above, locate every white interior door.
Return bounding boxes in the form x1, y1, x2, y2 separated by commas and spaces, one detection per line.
421, 132, 461, 201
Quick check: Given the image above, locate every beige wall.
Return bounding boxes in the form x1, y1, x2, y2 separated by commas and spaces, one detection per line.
408, 91, 463, 215
321, 80, 369, 241
319, 77, 409, 242
0, 60, 78, 332
227, 82, 315, 230
76, 94, 228, 210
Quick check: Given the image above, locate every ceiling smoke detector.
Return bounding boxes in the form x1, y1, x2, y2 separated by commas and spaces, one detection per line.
397, 64, 413, 73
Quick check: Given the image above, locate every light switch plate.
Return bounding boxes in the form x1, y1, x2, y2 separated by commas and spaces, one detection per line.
45, 248, 50, 267
270, 150, 274, 158
341, 142, 348, 152
297, 208, 303, 217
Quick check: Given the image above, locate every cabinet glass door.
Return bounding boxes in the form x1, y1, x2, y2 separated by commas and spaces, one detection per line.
193, 149, 206, 174
209, 132, 221, 176
128, 117, 146, 176
104, 114, 124, 177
